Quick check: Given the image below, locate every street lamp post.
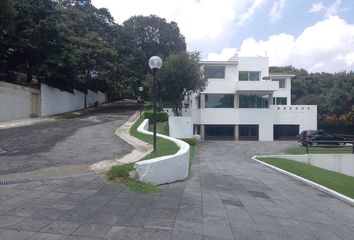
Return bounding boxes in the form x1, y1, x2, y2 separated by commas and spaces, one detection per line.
138, 86, 144, 117
148, 56, 162, 153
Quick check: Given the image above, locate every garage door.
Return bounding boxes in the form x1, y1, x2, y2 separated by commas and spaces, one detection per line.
239, 125, 259, 141
273, 125, 299, 140
205, 125, 235, 140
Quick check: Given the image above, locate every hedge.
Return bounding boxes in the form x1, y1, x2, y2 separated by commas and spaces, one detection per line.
143, 111, 168, 122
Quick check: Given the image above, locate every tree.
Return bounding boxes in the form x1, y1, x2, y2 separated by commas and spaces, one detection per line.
158, 51, 206, 116
123, 15, 186, 90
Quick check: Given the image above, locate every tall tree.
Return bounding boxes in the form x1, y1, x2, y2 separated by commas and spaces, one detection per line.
158, 51, 206, 116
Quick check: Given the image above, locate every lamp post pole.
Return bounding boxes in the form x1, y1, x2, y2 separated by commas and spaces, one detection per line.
139, 86, 144, 117
148, 56, 162, 153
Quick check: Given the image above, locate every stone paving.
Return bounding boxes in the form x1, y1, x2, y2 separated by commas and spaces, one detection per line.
0, 141, 354, 239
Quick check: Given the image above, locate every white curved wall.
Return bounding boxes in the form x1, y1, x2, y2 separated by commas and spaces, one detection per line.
134, 119, 190, 185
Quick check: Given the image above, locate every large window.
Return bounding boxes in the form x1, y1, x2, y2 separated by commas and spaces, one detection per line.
204, 66, 225, 79
272, 78, 286, 88
239, 71, 260, 81
273, 125, 299, 140
239, 94, 268, 108
205, 94, 234, 108
205, 125, 235, 140
273, 97, 287, 105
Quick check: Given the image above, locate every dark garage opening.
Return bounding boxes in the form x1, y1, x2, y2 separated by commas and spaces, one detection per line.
239, 125, 259, 141
273, 125, 299, 140
205, 125, 235, 140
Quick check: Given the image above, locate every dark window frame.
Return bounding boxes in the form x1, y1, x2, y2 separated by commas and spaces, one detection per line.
204, 65, 225, 79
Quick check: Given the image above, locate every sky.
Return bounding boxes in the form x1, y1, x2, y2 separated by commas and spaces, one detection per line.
91, 0, 354, 73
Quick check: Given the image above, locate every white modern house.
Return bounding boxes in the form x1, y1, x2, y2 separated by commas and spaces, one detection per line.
187, 55, 317, 141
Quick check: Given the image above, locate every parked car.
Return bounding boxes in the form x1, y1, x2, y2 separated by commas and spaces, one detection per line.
297, 130, 345, 146
137, 96, 144, 104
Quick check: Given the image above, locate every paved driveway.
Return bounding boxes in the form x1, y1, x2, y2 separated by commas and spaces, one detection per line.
0, 103, 135, 176
0, 141, 353, 240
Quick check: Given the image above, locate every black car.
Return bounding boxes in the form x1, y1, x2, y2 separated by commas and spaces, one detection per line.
298, 130, 345, 146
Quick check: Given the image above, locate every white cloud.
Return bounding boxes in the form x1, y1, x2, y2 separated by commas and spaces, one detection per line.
308, 2, 325, 13
307, 0, 342, 17
269, 0, 286, 23
207, 16, 354, 73
91, 0, 265, 51
207, 48, 238, 61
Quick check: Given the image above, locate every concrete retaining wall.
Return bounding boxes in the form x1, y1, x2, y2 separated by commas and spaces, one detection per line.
41, 84, 106, 116
134, 119, 190, 185
168, 116, 193, 138
0, 81, 40, 122
257, 154, 354, 177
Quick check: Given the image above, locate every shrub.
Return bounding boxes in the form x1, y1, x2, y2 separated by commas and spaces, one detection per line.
180, 138, 197, 146
144, 111, 168, 122
106, 163, 134, 180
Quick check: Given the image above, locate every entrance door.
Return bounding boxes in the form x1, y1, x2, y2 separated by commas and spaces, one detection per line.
273, 125, 299, 140
205, 125, 235, 140
31, 93, 39, 118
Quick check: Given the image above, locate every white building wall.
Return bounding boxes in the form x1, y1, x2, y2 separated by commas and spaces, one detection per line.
41, 84, 85, 116
0, 81, 39, 122
272, 77, 292, 105
237, 57, 269, 79
196, 105, 317, 140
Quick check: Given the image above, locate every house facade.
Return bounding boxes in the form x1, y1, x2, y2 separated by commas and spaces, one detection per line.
189, 55, 317, 141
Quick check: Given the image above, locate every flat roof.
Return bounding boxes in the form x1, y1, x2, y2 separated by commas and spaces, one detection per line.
199, 61, 238, 65
269, 72, 296, 77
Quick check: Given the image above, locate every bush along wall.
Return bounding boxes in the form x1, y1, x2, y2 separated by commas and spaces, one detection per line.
144, 111, 168, 122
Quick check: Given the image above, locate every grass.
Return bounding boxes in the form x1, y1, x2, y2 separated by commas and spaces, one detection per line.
258, 157, 354, 199
107, 112, 179, 193
286, 146, 353, 154
129, 116, 179, 160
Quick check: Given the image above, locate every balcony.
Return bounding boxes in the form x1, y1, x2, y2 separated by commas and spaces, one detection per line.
234, 80, 278, 94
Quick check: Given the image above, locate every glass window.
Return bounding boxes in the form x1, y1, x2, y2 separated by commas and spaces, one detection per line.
196, 96, 200, 109
276, 97, 287, 105
204, 66, 225, 79
239, 71, 249, 81
205, 94, 234, 108
239, 71, 260, 81
239, 94, 268, 108
239, 125, 259, 141
250, 72, 260, 81
272, 78, 286, 88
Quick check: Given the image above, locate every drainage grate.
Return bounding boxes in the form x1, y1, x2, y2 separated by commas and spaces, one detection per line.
0, 172, 94, 186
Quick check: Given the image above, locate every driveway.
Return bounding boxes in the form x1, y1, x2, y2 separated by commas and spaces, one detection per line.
0, 103, 136, 176
0, 141, 353, 240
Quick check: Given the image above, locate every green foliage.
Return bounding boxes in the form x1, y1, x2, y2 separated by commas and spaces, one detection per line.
123, 179, 160, 193
180, 138, 197, 146
143, 111, 168, 122
258, 157, 354, 198
286, 146, 352, 154
106, 163, 134, 180
158, 51, 207, 115
129, 115, 179, 160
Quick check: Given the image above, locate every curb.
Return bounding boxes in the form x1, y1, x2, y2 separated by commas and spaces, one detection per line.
252, 155, 354, 207
89, 112, 152, 173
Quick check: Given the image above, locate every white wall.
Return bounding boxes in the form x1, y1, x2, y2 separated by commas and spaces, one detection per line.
97, 91, 106, 104
238, 57, 269, 79
0, 82, 40, 122
169, 116, 193, 138
258, 154, 354, 177
196, 105, 317, 140
134, 119, 190, 185
41, 84, 84, 116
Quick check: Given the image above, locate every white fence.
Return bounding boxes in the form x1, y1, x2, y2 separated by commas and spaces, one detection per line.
134, 119, 190, 185
0, 82, 107, 122
0, 82, 40, 122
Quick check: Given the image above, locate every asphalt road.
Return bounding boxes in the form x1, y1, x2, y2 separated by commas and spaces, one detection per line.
0, 102, 137, 175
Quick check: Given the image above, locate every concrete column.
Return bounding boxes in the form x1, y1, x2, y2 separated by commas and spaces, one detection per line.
234, 93, 239, 108
268, 93, 274, 106
200, 93, 205, 108
234, 125, 239, 141
200, 124, 205, 140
